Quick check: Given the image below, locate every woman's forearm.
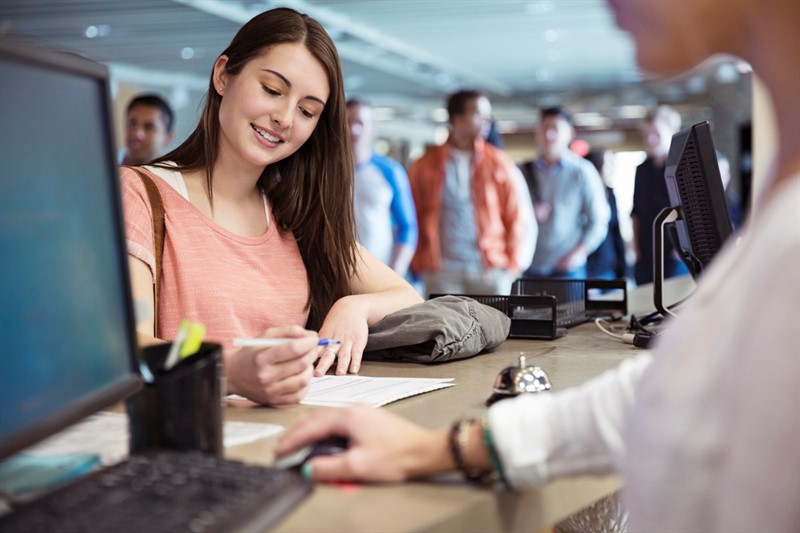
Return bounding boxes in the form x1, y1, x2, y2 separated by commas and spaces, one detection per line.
351, 284, 423, 327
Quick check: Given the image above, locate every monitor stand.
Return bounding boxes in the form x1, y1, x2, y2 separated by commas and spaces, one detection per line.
653, 206, 692, 317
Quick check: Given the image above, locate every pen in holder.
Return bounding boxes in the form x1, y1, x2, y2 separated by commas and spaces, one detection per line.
126, 342, 224, 456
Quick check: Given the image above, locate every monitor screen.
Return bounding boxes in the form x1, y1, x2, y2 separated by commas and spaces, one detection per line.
664, 121, 734, 278
0, 39, 141, 459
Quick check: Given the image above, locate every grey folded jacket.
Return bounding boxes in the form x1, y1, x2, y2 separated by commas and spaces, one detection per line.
363, 295, 511, 363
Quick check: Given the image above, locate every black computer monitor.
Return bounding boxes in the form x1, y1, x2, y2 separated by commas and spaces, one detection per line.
665, 121, 733, 276
0, 38, 142, 460
653, 120, 734, 315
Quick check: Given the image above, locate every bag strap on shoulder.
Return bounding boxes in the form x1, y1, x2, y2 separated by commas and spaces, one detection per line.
124, 166, 165, 328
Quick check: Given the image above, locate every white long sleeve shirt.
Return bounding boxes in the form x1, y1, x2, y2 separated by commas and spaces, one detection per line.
489, 176, 800, 531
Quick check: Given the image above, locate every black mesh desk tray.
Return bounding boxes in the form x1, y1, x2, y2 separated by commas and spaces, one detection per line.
431, 278, 627, 341
512, 278, 628, 328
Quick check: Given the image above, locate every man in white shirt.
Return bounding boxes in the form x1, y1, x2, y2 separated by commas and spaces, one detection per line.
346, 99, 417, 277
278, 1, 800, 531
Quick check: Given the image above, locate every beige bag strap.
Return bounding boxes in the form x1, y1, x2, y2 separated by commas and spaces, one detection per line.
124, 166, 165, 329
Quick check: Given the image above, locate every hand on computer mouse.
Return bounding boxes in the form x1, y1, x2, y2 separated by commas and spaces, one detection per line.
273, 436, 349, 471
304, 436, 349, 461
275, 405, 451, 483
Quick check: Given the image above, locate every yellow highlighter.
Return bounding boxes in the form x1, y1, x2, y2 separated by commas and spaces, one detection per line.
180, 323, 206, 359
163, 320, 205, 371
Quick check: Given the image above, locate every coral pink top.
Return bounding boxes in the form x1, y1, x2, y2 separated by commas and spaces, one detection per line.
120, 165, 309, 351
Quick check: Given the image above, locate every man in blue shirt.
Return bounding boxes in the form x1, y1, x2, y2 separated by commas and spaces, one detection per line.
520, 107, 609, 279
346, 99, 417, 277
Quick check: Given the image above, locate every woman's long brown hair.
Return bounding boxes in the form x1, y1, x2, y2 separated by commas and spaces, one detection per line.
153, 7, 357, 330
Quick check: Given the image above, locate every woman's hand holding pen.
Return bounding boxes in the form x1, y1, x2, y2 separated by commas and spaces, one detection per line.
316, 295, 370, 376
225, 325, 318, 407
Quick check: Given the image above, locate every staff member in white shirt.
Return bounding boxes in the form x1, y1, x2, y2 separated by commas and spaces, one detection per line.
278, 1, 800, 530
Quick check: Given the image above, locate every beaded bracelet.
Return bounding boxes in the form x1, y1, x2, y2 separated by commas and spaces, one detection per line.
448, 418, 492, 484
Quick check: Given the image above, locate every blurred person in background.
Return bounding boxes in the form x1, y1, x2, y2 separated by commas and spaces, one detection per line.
346, 98, 417, 277
519, 106, 609, 279
630, 104, 688, 285
584, 149, 627, 280
121, 93, 174, 166
408, 89, 533, 296
483, 117, 537, 273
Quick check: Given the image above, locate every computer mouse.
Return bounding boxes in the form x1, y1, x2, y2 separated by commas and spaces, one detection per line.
303, 436, 349, 463
274, 436, 349, 471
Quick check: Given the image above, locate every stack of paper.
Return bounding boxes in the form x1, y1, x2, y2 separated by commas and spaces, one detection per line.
22, 412, 282, 465
300, 376, 455, 407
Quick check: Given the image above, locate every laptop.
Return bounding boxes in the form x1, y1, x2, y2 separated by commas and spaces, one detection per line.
0, 37, 310, 532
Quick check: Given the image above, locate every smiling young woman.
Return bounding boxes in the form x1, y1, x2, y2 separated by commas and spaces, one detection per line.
120, 7, 422, 407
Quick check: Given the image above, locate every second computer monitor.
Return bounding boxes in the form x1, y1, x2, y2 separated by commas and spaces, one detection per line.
664, 121, 734, 278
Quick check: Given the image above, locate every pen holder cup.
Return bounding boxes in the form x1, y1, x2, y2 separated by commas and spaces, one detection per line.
126, 342, 224, 456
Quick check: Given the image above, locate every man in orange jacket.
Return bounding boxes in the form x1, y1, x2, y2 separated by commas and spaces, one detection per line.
409, 89, 534, 296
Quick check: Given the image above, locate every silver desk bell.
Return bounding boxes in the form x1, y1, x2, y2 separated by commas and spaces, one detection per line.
487, 354, 551, 406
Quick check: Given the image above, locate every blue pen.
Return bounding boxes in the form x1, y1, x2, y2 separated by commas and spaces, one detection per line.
232, 338, 342, 348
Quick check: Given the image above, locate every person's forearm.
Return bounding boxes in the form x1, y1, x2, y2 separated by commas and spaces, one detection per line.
406, 423, 492, 480
136, 330, 166, 347
405, 428, 456, 478
223, 352, 242, 396
571, 242, 587, 260
558, 242, 587, 269
581, 222, 608, 257
345, 284, 423, 327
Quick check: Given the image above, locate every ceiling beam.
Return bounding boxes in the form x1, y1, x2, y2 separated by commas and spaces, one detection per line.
108, 62, 208, 91
172, 0, 512, 95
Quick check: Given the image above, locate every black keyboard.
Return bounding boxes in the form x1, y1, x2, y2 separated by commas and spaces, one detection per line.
0, 450, 313, 533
